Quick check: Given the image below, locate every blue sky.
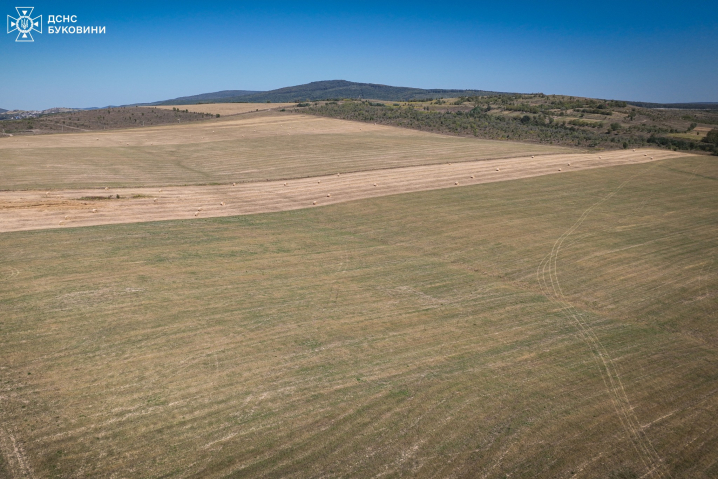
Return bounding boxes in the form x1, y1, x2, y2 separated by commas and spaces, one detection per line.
1, 1, 717, 110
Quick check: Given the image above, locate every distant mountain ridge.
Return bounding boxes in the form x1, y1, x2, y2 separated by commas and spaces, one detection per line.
142, 80, 508, 105
7, 82, 717, 112
142, 90, 261, 106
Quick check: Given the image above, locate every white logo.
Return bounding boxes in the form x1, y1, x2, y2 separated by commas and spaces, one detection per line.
7, 7, 42, 42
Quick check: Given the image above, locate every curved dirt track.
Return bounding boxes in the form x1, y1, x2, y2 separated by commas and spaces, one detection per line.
0, 149, 693, 233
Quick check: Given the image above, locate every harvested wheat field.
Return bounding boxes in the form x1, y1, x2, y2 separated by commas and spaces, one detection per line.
154, 103, 297, 116
0, 112, 571, 191
0, 154, 716, 478
0, 149, 688, 233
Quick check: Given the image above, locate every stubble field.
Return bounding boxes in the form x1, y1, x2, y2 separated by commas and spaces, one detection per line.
0, 112, 571, 191
0, 147, 684, 233
1, 152, 716, 478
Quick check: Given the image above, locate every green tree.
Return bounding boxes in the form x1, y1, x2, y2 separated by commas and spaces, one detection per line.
704, 129, 718, 145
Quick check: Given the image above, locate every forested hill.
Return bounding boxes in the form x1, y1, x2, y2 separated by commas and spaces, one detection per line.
143, 90, 261, 106
145, 80, 508, 105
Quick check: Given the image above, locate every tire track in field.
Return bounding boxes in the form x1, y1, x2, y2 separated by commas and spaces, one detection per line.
536, 165, 670, 478
0, 267, 20, 281
0, 427, 34, 478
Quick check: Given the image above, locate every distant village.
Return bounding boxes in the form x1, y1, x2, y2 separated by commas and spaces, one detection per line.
0, 107, 77, 121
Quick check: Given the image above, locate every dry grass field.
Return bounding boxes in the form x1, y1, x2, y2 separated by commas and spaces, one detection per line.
1, 154, 716, 478
0, 112, 571, 191
154, 103, 297, 116
0, 149, 687, 233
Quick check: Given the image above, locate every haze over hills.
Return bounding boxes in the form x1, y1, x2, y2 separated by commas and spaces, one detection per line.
0, 108, 7, 113
142, 80, 508, 105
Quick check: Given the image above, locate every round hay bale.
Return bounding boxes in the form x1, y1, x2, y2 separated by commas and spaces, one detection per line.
373, 183, 377, 186
197, 207, 202, 211
64, 215, 68, 220
470, 175, 474, 179
650, 157, 653, 160
232, 182, 236, 186
633, 149, 636, 152
567, 163, 571, 166
220, 202, 225, 206
317, 180, 321, 184
284, 182, 287, 186
194, 212, 198, 217
313, 201, 317, 205
531, 155, 534, 158
558, 168, 562, 171
455, 181, 459, 185
92, 208, 97, 213
599, 156, 602, 159
496, 168, 500, 171
327, 194, 331, 197
153, 198, 157, 202
104, 187, 108, 190
159, 189, 163, 192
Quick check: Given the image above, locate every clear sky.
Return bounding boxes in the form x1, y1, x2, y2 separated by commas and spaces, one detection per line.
2, 1, 717, 110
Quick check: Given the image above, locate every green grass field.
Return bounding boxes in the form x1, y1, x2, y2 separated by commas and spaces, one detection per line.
1, 155, 716, 478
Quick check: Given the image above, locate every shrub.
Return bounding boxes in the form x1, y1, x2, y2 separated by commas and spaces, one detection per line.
704, 129, 718, 145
